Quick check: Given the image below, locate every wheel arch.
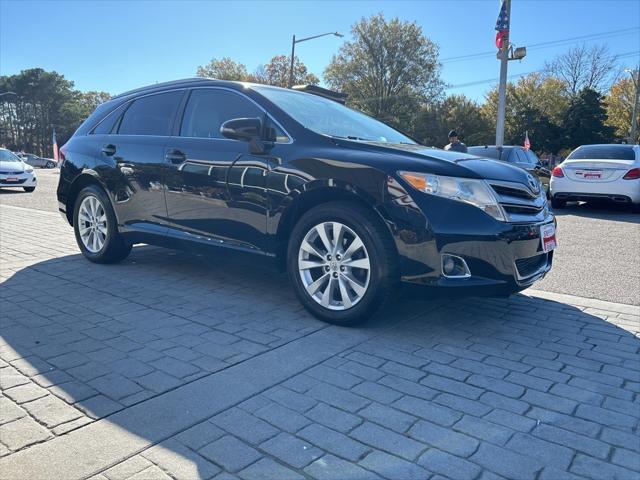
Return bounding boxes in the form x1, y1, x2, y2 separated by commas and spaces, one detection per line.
65, 171, 112, 226
273, 184, 398, 270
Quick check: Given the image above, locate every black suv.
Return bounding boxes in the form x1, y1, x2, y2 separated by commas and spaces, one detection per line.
57, 79, 555, 324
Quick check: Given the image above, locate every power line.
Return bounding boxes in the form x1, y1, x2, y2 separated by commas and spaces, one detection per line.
446, 51, 640, 90
441, 27, 639, 64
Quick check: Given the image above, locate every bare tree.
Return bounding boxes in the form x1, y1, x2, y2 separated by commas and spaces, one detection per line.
545, 44, 619, 96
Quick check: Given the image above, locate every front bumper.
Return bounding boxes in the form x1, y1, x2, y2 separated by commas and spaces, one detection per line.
384, 188, 555, 296
0, 171, 37, 188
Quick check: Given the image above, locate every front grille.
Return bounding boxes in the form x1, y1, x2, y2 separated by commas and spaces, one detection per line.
0, 171, 24, 175
491, 183, 536, 200
489, 180, 548, 223
0, 178, 27, 184
515, 253, 548, 278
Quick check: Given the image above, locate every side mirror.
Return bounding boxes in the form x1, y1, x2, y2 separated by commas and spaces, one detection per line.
220, 117, 262, 141
220, 117, 269, 154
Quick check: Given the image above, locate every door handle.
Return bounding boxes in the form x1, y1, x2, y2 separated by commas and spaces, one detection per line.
166, 150, 186, 164
101, 144, 116, 156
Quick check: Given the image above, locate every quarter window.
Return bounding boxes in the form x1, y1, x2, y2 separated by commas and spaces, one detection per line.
180, 89, 263, 139
92, 105, 125, 135
117, 91, 183, 136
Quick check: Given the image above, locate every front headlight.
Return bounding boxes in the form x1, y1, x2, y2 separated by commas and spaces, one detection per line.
398, 171, 507, 222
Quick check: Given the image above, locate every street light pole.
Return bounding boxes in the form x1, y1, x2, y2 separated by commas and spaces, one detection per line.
495, 0, 511, 148
288, 32, 343, 88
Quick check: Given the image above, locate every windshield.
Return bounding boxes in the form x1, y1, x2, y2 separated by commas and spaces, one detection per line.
567, 145, 636, 161
0, 150, 21, 162
253, 86, 416, 145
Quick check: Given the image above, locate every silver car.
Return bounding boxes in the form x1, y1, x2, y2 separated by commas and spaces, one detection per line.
19, 153, 56, 169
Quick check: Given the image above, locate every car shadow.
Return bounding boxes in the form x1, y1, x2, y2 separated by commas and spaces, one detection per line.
553, 201, 640, 223
1, 245, 638, 479
0, 189, 28, 195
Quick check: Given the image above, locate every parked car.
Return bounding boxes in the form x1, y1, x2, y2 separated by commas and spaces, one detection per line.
57, 79, 555, 325
467, 145, 551, 196
550, 144, 640, 210
19, 153, 56, 169
0, 148, 37, 192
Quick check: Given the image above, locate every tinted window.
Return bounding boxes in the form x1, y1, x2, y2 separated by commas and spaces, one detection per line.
92, 105, 125, 135
525, 150, 540, 164
180, 89, 263, 139
118, 91, 183, 136
567, 145, 636, 161
513, 149, 529, 163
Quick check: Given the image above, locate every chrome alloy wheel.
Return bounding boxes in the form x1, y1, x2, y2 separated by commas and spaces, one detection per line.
78, 195, 107, 253
298, 222, 371, 311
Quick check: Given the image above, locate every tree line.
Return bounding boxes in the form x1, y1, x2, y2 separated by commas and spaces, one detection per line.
0, 69, 110, 157
1, 14, 637, 157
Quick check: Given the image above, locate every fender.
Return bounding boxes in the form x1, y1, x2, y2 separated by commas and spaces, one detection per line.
62, 168, 121, 226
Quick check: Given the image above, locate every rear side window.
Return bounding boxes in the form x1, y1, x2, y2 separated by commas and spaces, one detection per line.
567, 145, 636, 161
525, 150, 540, 164
92, 104, 125, 135
180, 89, 263, 139
118, 91, 183, 136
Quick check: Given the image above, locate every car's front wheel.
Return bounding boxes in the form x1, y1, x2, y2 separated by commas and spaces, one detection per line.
73, 185, 131, 263
287, 202, 397, 325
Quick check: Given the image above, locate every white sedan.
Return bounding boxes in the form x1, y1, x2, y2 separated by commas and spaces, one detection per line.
0, 148, 38, 192
550, 144, 640, 210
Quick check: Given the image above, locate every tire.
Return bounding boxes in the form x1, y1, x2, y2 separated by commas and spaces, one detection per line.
46, 161, 55, 168
23, 187, 36, 192
287, 201, 398, 326
551, 197, 566, 209
73, 185, 131, 264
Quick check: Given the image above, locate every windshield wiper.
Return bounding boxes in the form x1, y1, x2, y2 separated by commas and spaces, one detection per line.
330, 134, 378, 142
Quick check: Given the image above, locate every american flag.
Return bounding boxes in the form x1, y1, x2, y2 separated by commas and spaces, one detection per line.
524, 131, 531, 151
52, 128, 59, 162
495, 1, 509, 50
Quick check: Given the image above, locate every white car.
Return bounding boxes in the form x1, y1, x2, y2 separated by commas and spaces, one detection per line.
0, 148, 38, 192
550, 144, 640, 210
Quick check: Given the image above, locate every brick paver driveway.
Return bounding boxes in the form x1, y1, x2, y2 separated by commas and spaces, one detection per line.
1, 204, 639, 480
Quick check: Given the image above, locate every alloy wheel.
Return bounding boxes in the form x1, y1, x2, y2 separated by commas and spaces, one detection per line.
78, 195, 107, 253
298, 221, 371, 311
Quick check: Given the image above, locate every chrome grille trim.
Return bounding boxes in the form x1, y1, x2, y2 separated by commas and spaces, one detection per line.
489, 180, 548, 223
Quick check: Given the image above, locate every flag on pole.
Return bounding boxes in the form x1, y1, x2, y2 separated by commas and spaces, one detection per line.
524, 131, 531, 151
495, 1, 509, 50
52, 128, 59, 162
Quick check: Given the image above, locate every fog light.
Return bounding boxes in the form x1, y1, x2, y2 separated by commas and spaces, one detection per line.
441, 254, 471, 278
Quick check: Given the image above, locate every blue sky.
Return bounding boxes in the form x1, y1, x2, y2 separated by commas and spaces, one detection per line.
1, 0, 639, 101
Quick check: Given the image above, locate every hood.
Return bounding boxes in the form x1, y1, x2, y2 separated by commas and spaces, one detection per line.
0, 161, 25, 173
338, 140, 534, 186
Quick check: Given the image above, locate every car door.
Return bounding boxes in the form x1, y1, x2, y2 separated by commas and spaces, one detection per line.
163, 88, 276, 252
105, 89, 184, 233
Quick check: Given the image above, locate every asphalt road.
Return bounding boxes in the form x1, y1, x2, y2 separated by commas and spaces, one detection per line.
2, 169, 638, 305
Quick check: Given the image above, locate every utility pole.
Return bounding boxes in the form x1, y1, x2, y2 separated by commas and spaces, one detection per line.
289, 35, 296, 90
628, 67, 639, 144
495, 0, 511, 148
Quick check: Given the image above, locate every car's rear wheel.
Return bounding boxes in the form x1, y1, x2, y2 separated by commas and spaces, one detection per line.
287, 202, 397, 325
551, 197, 566, 209
46, 161, 55, 168
23, 186, 35, 192
73, 185, 131, 263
